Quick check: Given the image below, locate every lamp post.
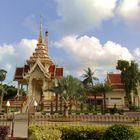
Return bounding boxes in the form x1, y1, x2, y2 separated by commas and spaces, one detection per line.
34, 100, 38, 113
6, 100, 10, 114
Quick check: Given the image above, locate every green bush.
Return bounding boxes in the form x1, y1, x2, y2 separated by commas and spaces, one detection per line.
128, 104, 138, 111
28, 125, 62, 140
29, 125, 106, 140
60, 125, 105, 140
103, 124, 138, 140
87, 103, 94, 112
29, 124, 140, 140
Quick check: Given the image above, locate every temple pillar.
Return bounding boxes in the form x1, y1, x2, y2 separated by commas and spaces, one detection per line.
17, 82, 20, 99
28, 78, 33, 99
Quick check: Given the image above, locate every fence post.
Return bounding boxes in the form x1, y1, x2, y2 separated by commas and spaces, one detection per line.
11, 112, 15, 138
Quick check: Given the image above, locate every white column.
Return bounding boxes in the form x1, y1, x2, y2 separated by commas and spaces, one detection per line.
17, 82, 20, 99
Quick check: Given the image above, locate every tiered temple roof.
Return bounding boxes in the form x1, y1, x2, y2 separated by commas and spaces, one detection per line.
14, 17, 63, 81
107, 73, 124, 90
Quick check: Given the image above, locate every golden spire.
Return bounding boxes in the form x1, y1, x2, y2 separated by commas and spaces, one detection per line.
38, 15, 45, 45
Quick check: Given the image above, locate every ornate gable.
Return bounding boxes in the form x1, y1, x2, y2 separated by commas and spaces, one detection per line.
24, 58, 50, 79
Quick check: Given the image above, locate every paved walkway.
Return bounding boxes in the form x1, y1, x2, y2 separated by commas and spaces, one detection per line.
13, 114, 28, 138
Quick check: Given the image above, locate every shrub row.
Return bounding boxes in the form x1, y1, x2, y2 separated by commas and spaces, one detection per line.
28, 124, 140, 140
0, 126, 10, 139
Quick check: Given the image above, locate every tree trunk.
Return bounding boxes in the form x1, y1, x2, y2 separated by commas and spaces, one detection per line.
94, 94, 97, 111
64, 102, 68, 117
55, 93, 58, 112
103, 92, 106, 111
60, 97, 62, 114
51, 101, 53, 114
0, 96, 2, 111
69, 100, 72, 114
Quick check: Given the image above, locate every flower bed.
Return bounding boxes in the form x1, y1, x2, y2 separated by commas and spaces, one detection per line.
0, 126, 10, 140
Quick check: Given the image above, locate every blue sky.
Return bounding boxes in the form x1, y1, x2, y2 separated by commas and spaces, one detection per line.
0, 0, 140, 83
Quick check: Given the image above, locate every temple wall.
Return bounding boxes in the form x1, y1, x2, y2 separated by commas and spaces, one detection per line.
106, 91, 125, 108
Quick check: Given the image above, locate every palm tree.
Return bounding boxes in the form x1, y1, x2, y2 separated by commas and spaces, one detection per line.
0, 69, 7, 110
82, 67, 98, 87
56, 75, 84, 116
48, 79, 63, 112
93, 82, 112, 111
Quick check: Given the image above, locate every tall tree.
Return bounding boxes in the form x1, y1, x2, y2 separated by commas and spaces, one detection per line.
56, 75, 84, 116
82, 68, 98, 87
0, 69, 7, 110
0, 69, 7, 84
93, 82, 112, 111
116, 60, 140, 106
48, 79, 64, 112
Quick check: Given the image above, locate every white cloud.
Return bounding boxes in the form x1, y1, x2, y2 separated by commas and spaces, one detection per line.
134, 48, 140, 61
134, 48, 140, 56
53, 35, 133, 77
53, 0, 117, 34
0, 39, 37, 82
117, 0, 140, 29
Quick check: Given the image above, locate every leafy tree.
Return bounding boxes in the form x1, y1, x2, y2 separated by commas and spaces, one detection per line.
0, 69, 7, 110
0, 84, 7, 110
93, 82, 112, 111
86, 82, 112, 111
48, 79, 64, 112
55, 75, 84, 116
116, 60, 140, 106
0, 69, 7, 84
82, 67, 98, 87
3, 85, 17, 100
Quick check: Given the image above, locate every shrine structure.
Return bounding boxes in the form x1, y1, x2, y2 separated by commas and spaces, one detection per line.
13, 18, 63, 112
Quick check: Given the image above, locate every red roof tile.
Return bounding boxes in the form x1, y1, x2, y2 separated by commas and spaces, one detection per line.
56, 68, 63, 77
107, 73, 124, 90
49, 65, 55, 73
14, 65, 29, 80
108, 73, 122, 84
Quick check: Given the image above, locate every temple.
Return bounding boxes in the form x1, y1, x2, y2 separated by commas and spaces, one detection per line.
13, 17, 63, 112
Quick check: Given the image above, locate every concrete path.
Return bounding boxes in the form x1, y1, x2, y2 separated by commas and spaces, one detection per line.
13, 114, 28, 138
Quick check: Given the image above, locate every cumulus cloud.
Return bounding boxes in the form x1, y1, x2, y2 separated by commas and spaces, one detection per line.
117, 0, 140, 29
51, 0, 140, 34
52, 0, 117, 34
53, 35, 133, 77
134, 48, 140, 61
0, 39, 37, 82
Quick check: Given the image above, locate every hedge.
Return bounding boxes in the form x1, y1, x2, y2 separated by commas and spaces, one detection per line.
28, 124, 140, 140
0, 126, 10, 140
103, 124, 138, 140
29, 125, 106, 140
28, 125, 62, 140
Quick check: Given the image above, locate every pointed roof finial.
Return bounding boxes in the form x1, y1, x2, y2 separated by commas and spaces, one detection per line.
38, 15, 45, 45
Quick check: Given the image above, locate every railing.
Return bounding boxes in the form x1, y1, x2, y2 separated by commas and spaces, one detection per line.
28, 114, 140, 126
0, 114, 14, 138
25, 97, 34, 113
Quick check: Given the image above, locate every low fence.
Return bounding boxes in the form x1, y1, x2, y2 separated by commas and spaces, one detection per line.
29, 114, 140, 126
0, 114, 14, 138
